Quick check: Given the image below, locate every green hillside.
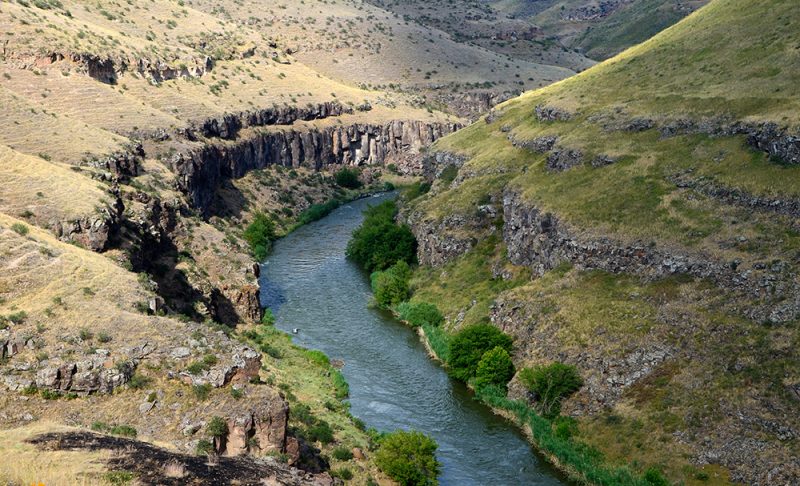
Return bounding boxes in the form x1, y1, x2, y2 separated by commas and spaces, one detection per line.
406, 0, 800, 484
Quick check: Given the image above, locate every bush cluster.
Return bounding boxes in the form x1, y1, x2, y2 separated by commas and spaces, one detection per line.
243, 212, 276, 261
346, 200, 416, 272
335, 168, 362, 189
298, 199, 341, 225
518, 362, 583, 418
375, 430, 440, 486
371, 261, 412, 307
396, 301, 443, 328
448, 324, 513, 383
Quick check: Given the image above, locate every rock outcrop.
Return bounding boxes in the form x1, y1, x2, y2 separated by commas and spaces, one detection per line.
168, 120, 461, 212
220, 391, 289, 457
4, 50, 214, 85
182, 102, 354, 141
502, 189, 800, 323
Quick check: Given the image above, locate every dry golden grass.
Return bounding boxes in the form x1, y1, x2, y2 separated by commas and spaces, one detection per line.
0, 145, 108, 224
0, 421, 113, 486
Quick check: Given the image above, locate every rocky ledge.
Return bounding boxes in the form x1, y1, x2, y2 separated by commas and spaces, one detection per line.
502, 189, 800, 324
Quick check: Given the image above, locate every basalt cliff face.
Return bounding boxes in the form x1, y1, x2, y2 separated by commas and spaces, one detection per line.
168, 119, 461, 213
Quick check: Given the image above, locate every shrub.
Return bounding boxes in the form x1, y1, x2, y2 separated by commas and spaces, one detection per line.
332, 467, 354, 480
335, 168, 362, 189
196, 438, 214, 455
127, 373, 151, 390
396, 302, 443, 328
109, 425, 137, 438
243, 212, 276, 261
403, 181, 430, 201
306, 420, 334, 444
11, 223, 29, 236
346, 201, 416, 272
207, 416, 228, 438
518, 362, 583, 418
375, 430, 440, 486
332, 446, 354, 461
298, 200, 340, 225
261, 308, 276, 325
371, 261, 411, 307
643, 467, 670, 486
448, 324, 513, 382
192, 383, 212, 401
473, 346, 515, 390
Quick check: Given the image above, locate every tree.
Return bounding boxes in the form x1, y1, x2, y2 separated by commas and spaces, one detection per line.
346, 201, 417, 272
243, 212, 276, 261
448, 324, 513, 382
335, 168, 362, 189
375, 430, 440, 486
474, 346, 515, 390
371, 261, 412, 307
518, 362, 583, 418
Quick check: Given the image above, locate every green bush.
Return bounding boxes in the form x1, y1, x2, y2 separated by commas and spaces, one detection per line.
371, 261, 412, 307
261, 308, 276, 325
332, 467, 354, 480
192, 383, 212, 401
207, 416, 229, 438
306, 420, 334, 444
448, 324, 513, 382
127, 373, 151, 390
243, 212, 276, 261
473, 346, 515, 390
196, 438, 214, 455
109, 425, 137, 438
396, 301, 443, 328
518, 362, 583, 419
335, 168, 362, 189
346, 201, 416, 272
403, 181, 430, 201
298, 200, 341, 225
11, 223, 29, 236
643, 467, 670, 486
332, 446, 354, 461
375, 430, 440, 486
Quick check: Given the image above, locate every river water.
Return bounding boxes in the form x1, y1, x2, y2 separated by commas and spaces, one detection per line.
259, 193, 565, 485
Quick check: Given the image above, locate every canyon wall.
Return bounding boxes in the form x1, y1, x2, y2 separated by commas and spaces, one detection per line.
168, 120, 461, 213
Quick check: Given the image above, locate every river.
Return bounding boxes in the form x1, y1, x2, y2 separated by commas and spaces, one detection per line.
259, 193, 566, 485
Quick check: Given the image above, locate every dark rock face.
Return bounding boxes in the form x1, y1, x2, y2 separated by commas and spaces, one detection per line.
502, 189, 800, 323
54, 192, 124, 252
546, 147, 584, 171
409, 214, 479, 267
182, 102, 354, 141
168, 120, 461, 213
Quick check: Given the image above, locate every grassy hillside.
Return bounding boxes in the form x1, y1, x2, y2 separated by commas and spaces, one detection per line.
492, 0, 709, 60
406, 0, 800, 484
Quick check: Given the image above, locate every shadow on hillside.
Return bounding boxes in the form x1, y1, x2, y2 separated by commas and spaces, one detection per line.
28, 431, 300, 485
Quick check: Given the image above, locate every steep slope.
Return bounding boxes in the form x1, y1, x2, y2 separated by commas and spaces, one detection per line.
493, 0, 710, 60
405, 0, 800, 484
0, 0, 466, 483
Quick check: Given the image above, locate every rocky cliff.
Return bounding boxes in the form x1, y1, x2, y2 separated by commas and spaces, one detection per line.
169, 120, 461, 213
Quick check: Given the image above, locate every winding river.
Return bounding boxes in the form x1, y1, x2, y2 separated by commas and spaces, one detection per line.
259, 193, 566, 485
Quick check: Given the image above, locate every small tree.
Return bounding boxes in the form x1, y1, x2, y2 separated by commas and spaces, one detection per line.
518, 362, 583, 418
473, 346, 515, 391
371, 261, 412, 307
243, 212, 276, 261
375, 430, 440, 486
207, 416, 229, 438
448, 324, 513, 382
335, 168, 362, 189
